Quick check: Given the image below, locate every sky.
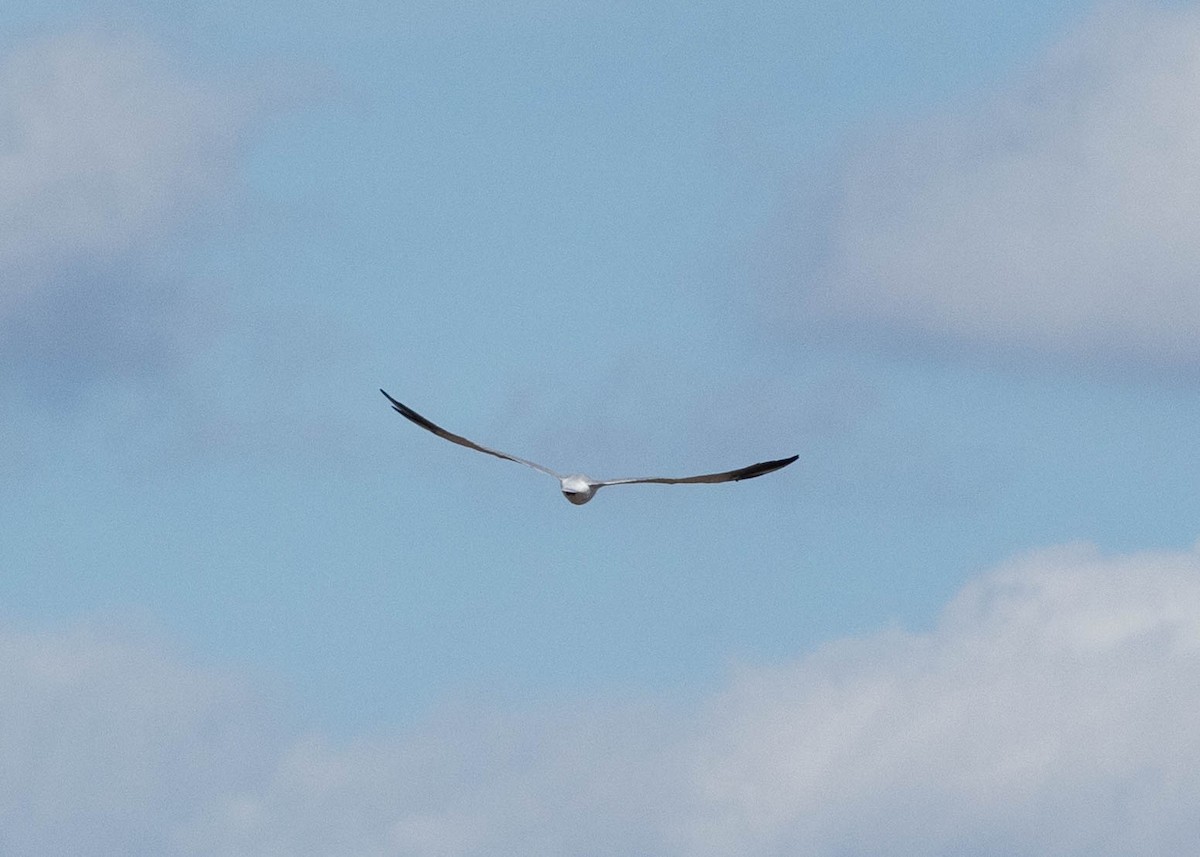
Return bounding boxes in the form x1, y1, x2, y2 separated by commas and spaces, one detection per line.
2, 0, 1200, 854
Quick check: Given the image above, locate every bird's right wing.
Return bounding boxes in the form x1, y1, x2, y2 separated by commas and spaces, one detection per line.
595, 454, 798, 487
381, 390, 561, 478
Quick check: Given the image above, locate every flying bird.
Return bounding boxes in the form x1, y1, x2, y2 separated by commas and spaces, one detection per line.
381, 389, 798, 505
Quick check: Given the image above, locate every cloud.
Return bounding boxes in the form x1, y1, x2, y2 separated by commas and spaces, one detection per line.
0, 621, 279, 856
681, 542, 1200, 855
0, 30, 261, 395
777, 2, 1200, 366
6, 541, 1200, 855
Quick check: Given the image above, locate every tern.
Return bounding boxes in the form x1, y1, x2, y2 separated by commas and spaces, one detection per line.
381, 389, 798, 505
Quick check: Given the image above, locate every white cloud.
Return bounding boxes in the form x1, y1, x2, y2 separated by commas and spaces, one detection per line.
0, 30, 260, 392
6, 542, 1200, 855
786, 2, 1200, 365
681, 542, 1200, 855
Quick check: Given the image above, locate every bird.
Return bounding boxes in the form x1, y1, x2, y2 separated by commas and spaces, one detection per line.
381, 389, 798, 505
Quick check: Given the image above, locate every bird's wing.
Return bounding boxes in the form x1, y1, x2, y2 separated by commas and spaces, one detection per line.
381, 390, 562, 479
594, 454, 798, 487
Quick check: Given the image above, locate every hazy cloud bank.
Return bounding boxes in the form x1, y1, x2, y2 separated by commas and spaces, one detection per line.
0, 623, 278, 856
5, 541, 1200, 855
779, 2, 1200, 367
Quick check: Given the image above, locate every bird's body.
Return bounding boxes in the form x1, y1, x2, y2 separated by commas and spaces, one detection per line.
560, 475, 596, 505
380, 389, 797, 506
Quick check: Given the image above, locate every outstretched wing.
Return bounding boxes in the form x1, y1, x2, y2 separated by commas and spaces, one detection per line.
595, 454, 798, 487
381, 390, 561, 478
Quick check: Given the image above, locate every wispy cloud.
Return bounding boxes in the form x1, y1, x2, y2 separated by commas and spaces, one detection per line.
6, 541, 1200, 854
0, 30, 262, 396
775, 2, 1200, 367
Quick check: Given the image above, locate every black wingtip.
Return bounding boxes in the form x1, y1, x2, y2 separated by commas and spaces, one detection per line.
735, 454, 800, 481
766, 454, 799, 471
380, 390, 447, 436
379, 388, 405, 413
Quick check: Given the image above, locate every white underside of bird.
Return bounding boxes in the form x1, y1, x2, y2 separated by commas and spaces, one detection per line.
381, 389, 798, 506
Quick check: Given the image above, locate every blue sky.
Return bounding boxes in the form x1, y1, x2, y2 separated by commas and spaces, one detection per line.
3, 1, 1200, 853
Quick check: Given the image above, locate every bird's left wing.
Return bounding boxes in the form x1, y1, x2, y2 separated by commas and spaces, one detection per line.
594, 454, 798, 487
381, 390, 561, 479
